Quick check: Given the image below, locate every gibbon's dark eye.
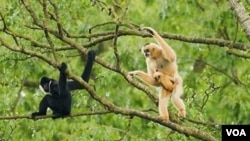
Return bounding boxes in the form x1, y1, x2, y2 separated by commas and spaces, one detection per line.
39, 82, 50, 93
143, 49, 150, 57
43, 83, 49, 92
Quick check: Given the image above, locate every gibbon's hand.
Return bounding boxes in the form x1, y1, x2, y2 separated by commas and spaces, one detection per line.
141, 27, 154, 35
59, 62, 67, 73
127, 71, 139, 80
88, 50, 96, 60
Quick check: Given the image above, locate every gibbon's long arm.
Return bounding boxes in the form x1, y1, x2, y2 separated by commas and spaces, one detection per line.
67, 50, 96, 90
142, 27, 176, 62
129, 70, 159, 86
58, 63, 69, 96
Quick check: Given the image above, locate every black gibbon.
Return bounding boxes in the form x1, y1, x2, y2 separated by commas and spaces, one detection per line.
129, 27, 186, 120
31, 50, 96, 119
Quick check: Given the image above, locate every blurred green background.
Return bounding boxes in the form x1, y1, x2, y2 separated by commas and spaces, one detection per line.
0, 0, 250, 140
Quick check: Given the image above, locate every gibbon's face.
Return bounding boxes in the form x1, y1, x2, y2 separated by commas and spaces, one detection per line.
153, 71, 162, 82
39, 77, 53, 93
141, 43, 161, 58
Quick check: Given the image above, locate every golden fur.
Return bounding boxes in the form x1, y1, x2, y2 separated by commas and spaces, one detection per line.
128, 27, 186, 120
153, 72, 175, 120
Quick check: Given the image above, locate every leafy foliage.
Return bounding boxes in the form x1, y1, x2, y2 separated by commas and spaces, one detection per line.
0, 0, 250, 140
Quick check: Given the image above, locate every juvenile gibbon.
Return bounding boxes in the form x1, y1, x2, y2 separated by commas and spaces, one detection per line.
153, 72, 175, 120
128, 27, 186, 120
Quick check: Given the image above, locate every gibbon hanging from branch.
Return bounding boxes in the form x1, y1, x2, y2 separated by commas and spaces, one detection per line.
128, 27, 186, 121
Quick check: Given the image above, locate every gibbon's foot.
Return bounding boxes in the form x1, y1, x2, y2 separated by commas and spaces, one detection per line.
127, 72, 135, 80
178, 109, 186, 118
159, 115, 169, 122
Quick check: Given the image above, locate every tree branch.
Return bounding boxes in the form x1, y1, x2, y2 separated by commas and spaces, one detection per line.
0, 110, 112, 120
113, 24, 121, 70
0, 37, 58, 68
1, 1, 237, 140
42, 0, 59, 63
10, 83, 24, 113
229, 0, 250, 41
0, 43, 218, 140
69, 29, 250, 51
65, 71, 219, 141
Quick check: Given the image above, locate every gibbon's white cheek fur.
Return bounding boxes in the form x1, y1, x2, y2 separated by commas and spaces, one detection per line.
39, 81, 52, 94
39, 85, 48, 94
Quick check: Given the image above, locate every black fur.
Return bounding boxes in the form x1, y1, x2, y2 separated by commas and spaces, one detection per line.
31, 50, 96, 119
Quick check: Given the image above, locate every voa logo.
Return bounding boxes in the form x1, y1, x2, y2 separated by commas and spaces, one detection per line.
226, 129, 246, 136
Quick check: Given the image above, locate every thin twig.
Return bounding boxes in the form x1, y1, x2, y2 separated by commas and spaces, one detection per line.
10, 83, 24, 113
48, 0, 63, 37
113, 24, 121, 69
42, 0, 59, 63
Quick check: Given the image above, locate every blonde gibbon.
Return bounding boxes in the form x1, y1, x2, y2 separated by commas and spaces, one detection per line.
128, 27, 186, 119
